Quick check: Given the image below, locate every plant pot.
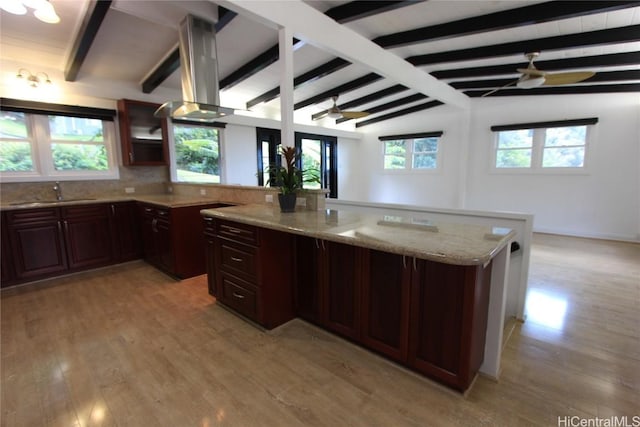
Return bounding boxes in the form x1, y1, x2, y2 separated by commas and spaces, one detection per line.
278, 193, 297, 213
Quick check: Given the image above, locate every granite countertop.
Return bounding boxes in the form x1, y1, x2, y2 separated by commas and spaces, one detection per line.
1, 194, 235, 210
201, 204, 515, 266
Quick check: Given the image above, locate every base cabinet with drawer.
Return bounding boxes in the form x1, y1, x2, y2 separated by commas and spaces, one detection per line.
211, 219, 295, 329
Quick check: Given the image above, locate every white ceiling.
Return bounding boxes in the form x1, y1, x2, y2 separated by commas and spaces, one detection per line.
1, 0, 638, 129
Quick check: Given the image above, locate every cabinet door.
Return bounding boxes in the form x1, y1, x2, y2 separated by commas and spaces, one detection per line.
62, 205, 113, 270
155, 217, 174, 272
361, 250, 411, 363
204, 218, 217, 296
1, 213, 15, 286
322, 241, 361, 340
294, 236, 322, 324
7, 209, 67, 280
109, 202, 141, 262
140, 207, 158, 265
408, 260, 487, 391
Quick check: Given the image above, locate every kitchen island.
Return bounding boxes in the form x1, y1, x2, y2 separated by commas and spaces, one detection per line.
201, 204, 515, 392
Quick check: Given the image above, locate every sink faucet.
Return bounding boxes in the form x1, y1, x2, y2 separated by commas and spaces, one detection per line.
53, 181, 63, 201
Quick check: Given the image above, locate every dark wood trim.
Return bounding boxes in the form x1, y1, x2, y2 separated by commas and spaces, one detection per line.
336, 93, 426, 123
295, 73, 382, 110
465, 83, 640, 97
432, 52, 640, 80
373, 1, 639, 49
141, 7, 237, 94
491, 118, 598, 132
294, 132, 338, 199
407, 25, 640, 66
64, 0, 112, 82
379, 131, 443, 141
247, 58, 351, 109
0, 98, 116, 121
325, 1, 424, 24
355, 100, 443, 128
170, 119, 226, 128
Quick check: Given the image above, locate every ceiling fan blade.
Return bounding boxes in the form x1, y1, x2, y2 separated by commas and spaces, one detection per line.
543, 71, 595, 85
517, 68, 546, 77
341, 111, 369, 119
481, 79, 518, 97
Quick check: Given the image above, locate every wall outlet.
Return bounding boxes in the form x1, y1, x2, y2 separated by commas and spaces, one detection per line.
296, 197, 307, 207
167, 186, 173, 193
124, 187, 135, 194
265, 194, 273, 203
200, 188, 206, 196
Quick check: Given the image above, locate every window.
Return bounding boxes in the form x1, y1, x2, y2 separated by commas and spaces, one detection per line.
169, 122, 222, 183
0, 99, 118, 182
492, 118, 596, 171
380, 131, 443, 171
256, 128, 338, 198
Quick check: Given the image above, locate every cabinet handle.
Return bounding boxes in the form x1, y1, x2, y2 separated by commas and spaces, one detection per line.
402, 255, 407, 269
57, 220, 63, 234
230, 256, 243, 262
129, 152, 134, 163
413, 257, 417, 272
111, 204, 115, 216
157, 211, 167, 216
64, 220, 69, 233
204, 217, 213, 222
152, 218, 158, 233
321, 240, 326, 251
232, 292, 245, 299
144, 208, 153, 213
225, 227, 242, 234
315, 239, 319, 249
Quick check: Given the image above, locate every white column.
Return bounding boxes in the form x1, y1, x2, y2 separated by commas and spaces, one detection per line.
279, 26, 295, 148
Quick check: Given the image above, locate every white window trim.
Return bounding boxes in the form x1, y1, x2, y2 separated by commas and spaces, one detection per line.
382, 138, 442, 174
490, 125, 593, 175
0, 114, 119, 183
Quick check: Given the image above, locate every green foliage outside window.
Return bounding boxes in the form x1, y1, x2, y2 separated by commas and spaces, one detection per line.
384, 140, 406, 169
0, 141, 33, 171
173, 125, 220, 183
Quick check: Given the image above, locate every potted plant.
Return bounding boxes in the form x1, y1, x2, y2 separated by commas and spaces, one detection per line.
265, 145, 320, 212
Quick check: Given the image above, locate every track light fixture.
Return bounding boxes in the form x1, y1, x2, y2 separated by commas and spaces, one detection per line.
16, 68, 52, 88
0, 0, 60, 24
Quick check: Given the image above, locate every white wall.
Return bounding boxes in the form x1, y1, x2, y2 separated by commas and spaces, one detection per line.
341, 93, 640, 241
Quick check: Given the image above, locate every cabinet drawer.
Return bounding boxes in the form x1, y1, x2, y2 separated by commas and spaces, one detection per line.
216, 220, 258, 246
203, 217, 215, 236
6, 208, 60, 225
220, 241, 258, 282
61, 204, 108, 219
220, 273, 258, 321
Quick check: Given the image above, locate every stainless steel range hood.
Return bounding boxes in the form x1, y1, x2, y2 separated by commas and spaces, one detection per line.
155, 14, 234, 121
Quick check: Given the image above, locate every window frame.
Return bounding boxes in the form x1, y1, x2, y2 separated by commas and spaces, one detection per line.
167, 120, 225, 184
0, 108, 119, 183
380, 131, 443, 173
490, 118, 597, 174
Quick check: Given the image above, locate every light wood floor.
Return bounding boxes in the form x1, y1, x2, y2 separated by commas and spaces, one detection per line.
2, 233, 639, 426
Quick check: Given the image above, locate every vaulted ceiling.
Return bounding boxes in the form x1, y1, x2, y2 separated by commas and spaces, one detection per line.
1, 0, 639, 130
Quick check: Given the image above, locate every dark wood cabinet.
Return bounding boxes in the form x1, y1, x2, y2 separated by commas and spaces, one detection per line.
5, 208, 68, 281
211, 219, 294, 329
322, 240, 361, 340
361, 250, 411, 363
61, 204, 113, 270
109, 202, 142, 262
294, 236, 322, 324
203, 217, 217, 296
408, 259, 493, 391
140, 202, 220, 279
1, 212, 15, 287
117, 99, 168, 166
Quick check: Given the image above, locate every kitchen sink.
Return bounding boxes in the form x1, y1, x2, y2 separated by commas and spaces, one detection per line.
9, 198, 97, 207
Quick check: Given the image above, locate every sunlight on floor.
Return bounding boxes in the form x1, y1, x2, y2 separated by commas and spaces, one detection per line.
525, 289, 568, 330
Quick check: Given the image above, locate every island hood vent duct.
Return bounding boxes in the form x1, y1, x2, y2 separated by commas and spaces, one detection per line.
155, 14, 234, 122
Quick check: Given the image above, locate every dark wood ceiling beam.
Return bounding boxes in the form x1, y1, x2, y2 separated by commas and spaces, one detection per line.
246, 58, 351, 108
312, 84, 408, 119
143, 7, 237, 93
325, 1, 425, 24
355, 100, 444, 128
373, 1, 639, 49
465, 83, 640, 97
336, 93, 427, 123
431, 52, 640, 79
294, 73, 382, 110
222, 1, 419, 91
64, 0, 112, 81
407, 26, 640, 66
450, 70, 640, 90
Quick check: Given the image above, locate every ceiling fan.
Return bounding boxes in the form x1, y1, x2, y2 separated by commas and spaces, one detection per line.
316, 95, 369, 120
482, 52, 596, 97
